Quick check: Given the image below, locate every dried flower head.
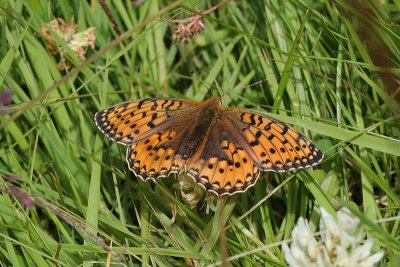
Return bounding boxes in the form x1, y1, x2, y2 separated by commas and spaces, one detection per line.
171, 15, 205, 42
41, 18, 96, 70
282, 207, 384, 267
169, 1, 228, 42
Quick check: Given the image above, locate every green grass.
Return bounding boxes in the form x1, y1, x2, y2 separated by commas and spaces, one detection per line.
1, 0, 399, 266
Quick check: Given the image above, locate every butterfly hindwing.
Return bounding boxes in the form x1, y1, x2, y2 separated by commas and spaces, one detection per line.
224, 109, 323, 172
95, 98, 197, 144
126, 128, 186, 180
186, 120, 260, 196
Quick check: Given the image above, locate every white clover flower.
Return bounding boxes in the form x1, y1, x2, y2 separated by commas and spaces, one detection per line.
175, 173, 217, 212
283, 207, 384, 267
175, 173, 205, 209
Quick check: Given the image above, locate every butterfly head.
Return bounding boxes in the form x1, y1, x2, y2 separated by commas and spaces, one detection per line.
199, 96, 222, 108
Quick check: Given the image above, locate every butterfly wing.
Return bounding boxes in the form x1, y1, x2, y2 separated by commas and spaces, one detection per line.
186, 119, 260, 196
126, 128, 187, 180
223, 109, 324, 172
95, 98, 197, 144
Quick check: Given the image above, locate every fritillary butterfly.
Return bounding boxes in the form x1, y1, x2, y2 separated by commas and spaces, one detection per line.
95, 97, 323, 196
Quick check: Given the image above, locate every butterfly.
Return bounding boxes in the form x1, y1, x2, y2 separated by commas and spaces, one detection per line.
95, 97, 323, 196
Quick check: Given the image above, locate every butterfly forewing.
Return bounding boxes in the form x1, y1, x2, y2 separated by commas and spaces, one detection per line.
95, 98, 197, 144
224, 109, 323, 172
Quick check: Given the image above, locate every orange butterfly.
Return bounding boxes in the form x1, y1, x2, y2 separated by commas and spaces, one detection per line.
95, 97, 323, 196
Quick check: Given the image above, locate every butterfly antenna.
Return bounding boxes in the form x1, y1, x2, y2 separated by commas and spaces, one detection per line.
190, 70, 215, 98
233, 78, 269, 94
219, 78, 270, 101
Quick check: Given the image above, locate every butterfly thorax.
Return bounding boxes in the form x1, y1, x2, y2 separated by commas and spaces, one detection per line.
177, 97, 222, 159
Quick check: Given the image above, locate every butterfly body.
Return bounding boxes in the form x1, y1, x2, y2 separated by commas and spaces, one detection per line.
174, 97, 221, 159
95, 97, 323, 196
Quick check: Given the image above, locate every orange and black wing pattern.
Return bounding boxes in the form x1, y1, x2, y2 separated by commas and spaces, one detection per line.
95, 96, 324, 196
95, 98, 196, 144
126, 128, 187, 180
186, 120, 260, 196
224, 109, 323, 172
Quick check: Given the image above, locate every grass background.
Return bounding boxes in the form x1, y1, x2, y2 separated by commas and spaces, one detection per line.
1, 0, 399, 266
